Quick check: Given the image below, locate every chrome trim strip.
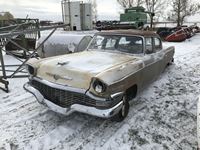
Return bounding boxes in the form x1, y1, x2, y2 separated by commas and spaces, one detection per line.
111, 92, 124, 99
33, 77, 86, 94
23, 82, 45, 104
86, 92, 107, 101
24, 83, 123, 118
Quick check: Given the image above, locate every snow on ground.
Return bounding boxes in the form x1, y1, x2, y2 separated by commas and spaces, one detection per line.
0, 34, 200, 150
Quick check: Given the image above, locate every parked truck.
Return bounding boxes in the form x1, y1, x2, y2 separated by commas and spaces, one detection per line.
96, 6, 154, 30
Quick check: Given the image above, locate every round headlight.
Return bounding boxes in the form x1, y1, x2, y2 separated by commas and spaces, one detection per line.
93, 80, 106, 93
95, 84, 103, 93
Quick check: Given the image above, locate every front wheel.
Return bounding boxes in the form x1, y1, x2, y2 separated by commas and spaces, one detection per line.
112, 95, 129, 122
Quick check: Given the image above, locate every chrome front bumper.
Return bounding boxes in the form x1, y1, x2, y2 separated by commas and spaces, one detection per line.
23, 83, 123, 118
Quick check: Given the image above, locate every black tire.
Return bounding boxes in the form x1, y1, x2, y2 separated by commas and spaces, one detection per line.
168, 58, 174, 66
171, 58, 174, 63
112, 95, 129, 122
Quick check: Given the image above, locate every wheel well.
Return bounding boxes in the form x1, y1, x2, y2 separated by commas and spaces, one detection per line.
126, 84, 137, 101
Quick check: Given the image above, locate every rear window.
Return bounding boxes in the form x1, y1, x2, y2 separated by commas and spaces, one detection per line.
154, 37, 162, 51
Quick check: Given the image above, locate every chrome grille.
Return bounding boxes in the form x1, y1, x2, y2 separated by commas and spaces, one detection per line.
31, 80, 96, 108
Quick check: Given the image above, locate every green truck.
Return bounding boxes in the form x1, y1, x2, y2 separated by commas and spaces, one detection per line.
96, 6, 154, 30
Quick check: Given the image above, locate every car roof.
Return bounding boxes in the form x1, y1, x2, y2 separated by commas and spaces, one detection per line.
96, 30, 158, 37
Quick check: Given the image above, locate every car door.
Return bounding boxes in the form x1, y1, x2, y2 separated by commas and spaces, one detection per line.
141, 37, 160, 87
153, 37, 166, 74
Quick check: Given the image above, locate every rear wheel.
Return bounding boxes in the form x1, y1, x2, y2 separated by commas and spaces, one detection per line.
167, 57, 174, 66
171, 58, 174, 63
112, 95, 129, 122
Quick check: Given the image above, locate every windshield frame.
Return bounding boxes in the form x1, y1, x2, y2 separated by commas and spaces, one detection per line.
87, 34, 145, 55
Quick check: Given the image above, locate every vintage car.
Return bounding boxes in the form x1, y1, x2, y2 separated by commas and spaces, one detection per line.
164, 27, 188, 42
24, 30, 175, 121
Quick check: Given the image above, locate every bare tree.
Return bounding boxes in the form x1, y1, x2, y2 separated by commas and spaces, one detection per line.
117, 0, 144, 9
144, 0, 166, 27
145, 0, 166, 15
170, 0, 200, 26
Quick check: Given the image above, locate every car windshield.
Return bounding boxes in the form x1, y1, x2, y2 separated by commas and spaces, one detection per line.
88, 34, 143, 54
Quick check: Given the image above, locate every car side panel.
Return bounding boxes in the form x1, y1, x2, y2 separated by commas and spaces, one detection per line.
156, 46, 175, 73
107, 67, 143, 96
141, 54, 159, 87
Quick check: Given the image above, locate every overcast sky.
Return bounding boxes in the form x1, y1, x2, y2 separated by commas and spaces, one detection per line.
0, 0, 199, 22
0, 0, 121, 21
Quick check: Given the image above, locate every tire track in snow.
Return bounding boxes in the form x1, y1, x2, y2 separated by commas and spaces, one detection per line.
0, 90, 26, 104
0, 108, 68, 149
0, 95, 36, 116
0, 93, 32, 109
23, 114, 98, 150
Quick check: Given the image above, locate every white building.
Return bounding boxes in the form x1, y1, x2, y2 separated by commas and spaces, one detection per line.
61, 0, 93, 31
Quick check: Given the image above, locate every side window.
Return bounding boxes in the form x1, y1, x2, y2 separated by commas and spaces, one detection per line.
93, 36, 104, 49
145, 37, 153, 54
118, 36, 143, 54
118, 37, 130, 45
105, 38, 117, 49
154, 37, 162, 51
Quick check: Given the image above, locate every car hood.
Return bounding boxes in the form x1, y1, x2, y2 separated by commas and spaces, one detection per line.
33, 51, 140, 89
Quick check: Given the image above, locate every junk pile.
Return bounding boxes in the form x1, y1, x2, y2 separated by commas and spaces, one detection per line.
0, 18, 40, 58
157, 25, 200, 42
